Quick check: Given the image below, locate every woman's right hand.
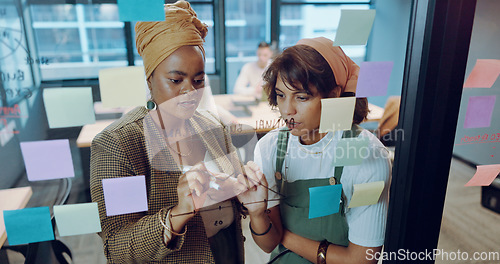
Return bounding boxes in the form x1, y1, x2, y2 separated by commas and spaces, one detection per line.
171, 162, 209, 220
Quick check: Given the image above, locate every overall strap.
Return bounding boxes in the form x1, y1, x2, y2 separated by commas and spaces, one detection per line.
275, 128, 289, 193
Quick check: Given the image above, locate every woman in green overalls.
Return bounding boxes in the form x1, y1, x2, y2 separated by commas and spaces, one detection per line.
242, 37, 391, 263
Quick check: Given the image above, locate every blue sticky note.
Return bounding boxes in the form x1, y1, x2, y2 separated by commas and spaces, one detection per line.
309, 184, 342, 219
4, 207, 54, 245
53, 203, 102, 237
356, 61, 394, 97
117, 0, 165, 22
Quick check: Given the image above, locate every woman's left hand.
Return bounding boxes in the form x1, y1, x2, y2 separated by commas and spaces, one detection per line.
236, 161, 268, 216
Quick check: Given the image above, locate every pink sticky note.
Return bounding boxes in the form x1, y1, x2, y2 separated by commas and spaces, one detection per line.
20, 139, 75, 181
465, 164, 500, 186
464, 95, 496, 128
102, 176, 148, 216
356, 61, 394, 97
463, 59, 500, 88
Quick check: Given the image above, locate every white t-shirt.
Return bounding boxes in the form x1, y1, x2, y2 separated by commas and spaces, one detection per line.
233, 62, 267, 96
254, 129, 391, 247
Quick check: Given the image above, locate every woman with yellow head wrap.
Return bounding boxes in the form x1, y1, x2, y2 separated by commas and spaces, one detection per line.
90, 1, 256, 263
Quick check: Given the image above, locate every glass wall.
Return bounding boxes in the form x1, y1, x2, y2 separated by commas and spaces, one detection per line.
30, 1, 216, 81
438, 0, 500, 261
279, 2, 370, 63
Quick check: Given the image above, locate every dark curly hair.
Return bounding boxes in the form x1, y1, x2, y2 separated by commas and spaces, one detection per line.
263, 45, 369, 124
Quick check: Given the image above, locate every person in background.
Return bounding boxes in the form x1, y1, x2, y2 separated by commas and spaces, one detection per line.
247, 37, 391, 263
233, 41, 273, 99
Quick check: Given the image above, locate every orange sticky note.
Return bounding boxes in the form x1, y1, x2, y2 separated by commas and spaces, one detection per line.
465, 164, 500, 186
463, 59, 500, 88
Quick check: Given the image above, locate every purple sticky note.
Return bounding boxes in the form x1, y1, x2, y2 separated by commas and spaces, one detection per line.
20, 139, 75, 181
102, 175, 148, 216
464, 95, 496, 128
356, 61, 394, 97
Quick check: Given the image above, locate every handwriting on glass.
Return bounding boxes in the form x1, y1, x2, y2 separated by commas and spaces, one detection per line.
255, 119, 286, 130
0, 70, 25, 83
26, 56, 50, 65
457, 133, 500, 145
0, 104, 21, 134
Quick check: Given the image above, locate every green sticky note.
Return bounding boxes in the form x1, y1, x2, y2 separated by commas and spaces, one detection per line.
334, 9, 376, 46
98, 66, 148, 108
334, 137, 370, 166
319, 97, 355, 133
43, 87, 96, 129
348, 181, 385, 208
53, 203, 102, 237
309, 184, 342, 219
4, 207, 54, 245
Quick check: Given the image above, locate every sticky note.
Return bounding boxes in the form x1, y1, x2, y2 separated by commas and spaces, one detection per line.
20, 139, 75, 181
463, 95, 496, 128
356, 61, 394, 97
463, 59, 500, 88
99, 66, 148, 108
334, 9, 376, 46
117, 0, 165, 22
53, 203, 101, 237
3, 207, 54, 245
319, 97, 355, 133
43, 87, 96, 129
465, 164, 500, 186
334, 137, 370, 166
102, 175, 148, 216
348, 181, 385, 208
309, 184, 342, 219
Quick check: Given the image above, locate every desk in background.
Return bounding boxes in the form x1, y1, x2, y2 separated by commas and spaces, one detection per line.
0, 187, 33, 249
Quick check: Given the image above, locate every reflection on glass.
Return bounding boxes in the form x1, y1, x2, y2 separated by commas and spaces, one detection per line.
86, 28, 126, 62
30, 5, 77, 22
33, 28, 82, 63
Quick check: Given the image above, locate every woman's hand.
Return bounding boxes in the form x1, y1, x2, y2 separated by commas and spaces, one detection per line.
236, 161, 268, 216
171, 162, 209, 219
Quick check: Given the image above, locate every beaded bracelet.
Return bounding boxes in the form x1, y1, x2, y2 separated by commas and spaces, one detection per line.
249, 221, 272, 236
317, 240, 330, 264
158, 208, 187, 236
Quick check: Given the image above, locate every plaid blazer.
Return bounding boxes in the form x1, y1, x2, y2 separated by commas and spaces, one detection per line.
90, 107, 245, 264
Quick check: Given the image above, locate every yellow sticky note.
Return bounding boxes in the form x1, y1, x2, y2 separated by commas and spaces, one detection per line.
98, 66, 148, 108
334, 9, 376, 46
348, 181, 384, 208
319, 97, 355, 133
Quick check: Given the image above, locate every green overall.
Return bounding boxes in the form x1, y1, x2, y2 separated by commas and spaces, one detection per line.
269, 125, 362, 264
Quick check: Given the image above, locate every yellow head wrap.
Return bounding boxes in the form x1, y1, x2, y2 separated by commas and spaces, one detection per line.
135, 0, 208, 80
